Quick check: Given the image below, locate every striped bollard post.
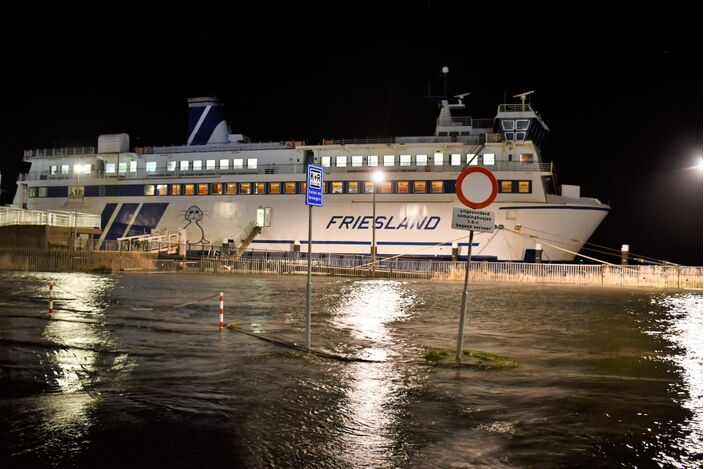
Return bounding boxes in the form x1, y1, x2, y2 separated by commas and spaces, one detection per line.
219, 292, 224, 330
48, 283, 54, 315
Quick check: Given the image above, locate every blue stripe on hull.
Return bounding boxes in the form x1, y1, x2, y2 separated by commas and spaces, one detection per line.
124, 203, 169, 237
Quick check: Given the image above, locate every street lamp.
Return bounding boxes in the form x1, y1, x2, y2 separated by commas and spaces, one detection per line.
372, 170, 384, 275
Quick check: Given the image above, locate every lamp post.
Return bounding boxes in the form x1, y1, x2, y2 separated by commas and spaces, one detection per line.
371, 170, 384, 275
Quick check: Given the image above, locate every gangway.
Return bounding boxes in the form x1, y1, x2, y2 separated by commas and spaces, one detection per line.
117, 232, 179, 254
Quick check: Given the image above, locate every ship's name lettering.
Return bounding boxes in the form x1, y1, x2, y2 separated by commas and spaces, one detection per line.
326, 215, 440, 230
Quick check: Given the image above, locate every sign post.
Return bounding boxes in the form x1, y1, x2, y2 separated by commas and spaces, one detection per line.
453, 167, 497, 363
305, 164, 323, 351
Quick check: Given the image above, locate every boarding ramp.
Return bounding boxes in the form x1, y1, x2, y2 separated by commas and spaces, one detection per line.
117, 232, 179, 255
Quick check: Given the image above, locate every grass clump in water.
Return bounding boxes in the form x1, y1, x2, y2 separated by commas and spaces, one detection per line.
425, 349, 517, 368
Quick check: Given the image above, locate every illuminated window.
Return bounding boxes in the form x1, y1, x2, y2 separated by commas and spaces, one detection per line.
351, 156, 363, 167
255, 182, 266, 194
167, 161, 177, 171
240, 183, 251, 194
193, 160, 202, 171
467, 153, 478, 165
413, 181, 427, 193
198, 184, 209, 195
28, 187, 38, 197
206, 160, 216, 170
184, 184, 195, 195
368, 155, 378, 167
383, 155, 395, 167
220, 159, 230, 170
226, 183, 237, 195
38, 187, 48, 197
247, 158, 257, 169
500, 181, 513, 193
520, 153, 534, 163
518, 181, 531, 193
146, 161, 157, 173
380, 181, 393, 193
416, 154, 427, 166
322, 156, 331, 167
336, 156, 347, 167
61, 164, 70, 174
397, 181, 410, 193
400, 154, 411, 166
431, 181, 444, 193
433, 152, 443, 165
451, 154, 461, 166
118, 163, 127, 174
105, 163, 115, 174
331, 181, 344, 193
129, 161, 137, 173
269, 182, 281, 194
156, 184, 168, 196
233, 158, 244, 169
364, 182, 375, 193
50, 165, 58, 175
299, 182, 306, 193
483, 153, 495, 165
285, 182, 297, 194
144, 185, 155, 196
347, 181, 359, 193
211, 183, 223, 195
180, 160, 189, 171
171, 184, 181, 195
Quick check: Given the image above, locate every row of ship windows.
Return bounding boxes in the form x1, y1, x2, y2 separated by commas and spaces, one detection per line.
46, 153, 537, 175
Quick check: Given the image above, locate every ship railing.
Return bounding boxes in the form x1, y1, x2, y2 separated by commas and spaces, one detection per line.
24, 147, 96, 159
0, 206, 100, 228
498, 104, 535, 113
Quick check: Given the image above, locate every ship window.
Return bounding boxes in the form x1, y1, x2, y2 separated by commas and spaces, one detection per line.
255, 182, 266, 194
180, 160, 189, 171
117, 163, 126, 174
518, 181, 531, 193
167, 161, 177, 171
233, 158, 244, 169
220, 159, 230, 170
198, 183, 209, 195
321, 156, 331, 167
171, 184, 181, 195
516, 132, 526, 140
380, 181, 393, 193
240, 183, 252, 194
211, 183, 223, 195
269, 182, 281, 194
416, 154, 427, 166
28, 187, 38, 198
431, 181, 444, 193
347, 181, 359, 193
144, 185, 155, 196
483, 153, 495, 165
433, 152, 443, 166
285, 182, 297, 194
336, 156, 347, 167
397, 181, 410, 193
61, 164, 70, 174
129, 161, 137, 173
438, 131, 448, 136
247, 158, 257, 169
383, 154, 395, 167
226, 183, 237, 195
364, 182, 375, 193
400, 154, 411, 166
520, 153, 534, 163
146, 161, 157, 173
256, 207, 272, 227
467, 153, 478, 165
413, 181, 427, 193
38, 187, 48, 197
184, 184, 195, 195
368, 155, 378, 167
299, 182, 306, 193
206, 160, 216, 170
451, 154, 461, 166
500, 180, 514, 193
331, 181, 344, 193
351, 156, 363, 167
74, 163, 90, 175
157, 184, 168, 196
516, 119, 530, 131
105, 163, 116, 174
504, 132, 515, 141
193, 160, 203, 171
50, 165, 58, 175
501, 120, 515, 131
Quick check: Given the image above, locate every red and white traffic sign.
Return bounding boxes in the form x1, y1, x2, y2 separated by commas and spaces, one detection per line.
455, 167, 498, 209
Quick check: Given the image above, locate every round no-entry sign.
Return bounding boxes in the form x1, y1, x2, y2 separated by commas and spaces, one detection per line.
455, 167, 498, 209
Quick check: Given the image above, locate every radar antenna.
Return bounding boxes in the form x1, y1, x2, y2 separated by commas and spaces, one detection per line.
454, 92, 470, 105
513, 90, 534, 111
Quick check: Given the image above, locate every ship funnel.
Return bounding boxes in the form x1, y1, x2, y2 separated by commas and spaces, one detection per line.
187, 97, 229, 145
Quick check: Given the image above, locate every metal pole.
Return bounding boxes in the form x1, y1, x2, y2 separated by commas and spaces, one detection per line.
456, 230, 474, 362
372, 188, 376, 275
305, 204, 312, 350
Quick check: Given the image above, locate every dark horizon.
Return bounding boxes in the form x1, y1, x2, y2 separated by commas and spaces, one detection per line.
0, 5, 701, 265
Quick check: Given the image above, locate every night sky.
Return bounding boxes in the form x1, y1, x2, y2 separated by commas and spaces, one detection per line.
1, 5, 701, 265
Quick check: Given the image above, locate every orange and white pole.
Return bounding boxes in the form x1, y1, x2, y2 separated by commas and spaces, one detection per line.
219, 292, 224, 330
48, 283, 54, 315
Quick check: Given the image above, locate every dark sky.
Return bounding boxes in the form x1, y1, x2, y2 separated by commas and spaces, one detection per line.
1, 4, 701, 265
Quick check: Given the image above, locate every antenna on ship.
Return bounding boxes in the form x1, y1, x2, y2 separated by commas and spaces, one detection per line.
441, 66, 449, 99
454, 92, 470, 105
513, 90, 534, 111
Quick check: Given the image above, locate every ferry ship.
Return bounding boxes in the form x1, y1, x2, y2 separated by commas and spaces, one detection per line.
12, 71, 609, 261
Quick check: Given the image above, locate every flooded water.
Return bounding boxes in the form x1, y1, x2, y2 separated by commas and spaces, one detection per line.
0, 272, 701, 468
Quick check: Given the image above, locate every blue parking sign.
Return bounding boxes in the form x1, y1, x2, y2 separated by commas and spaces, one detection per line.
306, 165, 323, 207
